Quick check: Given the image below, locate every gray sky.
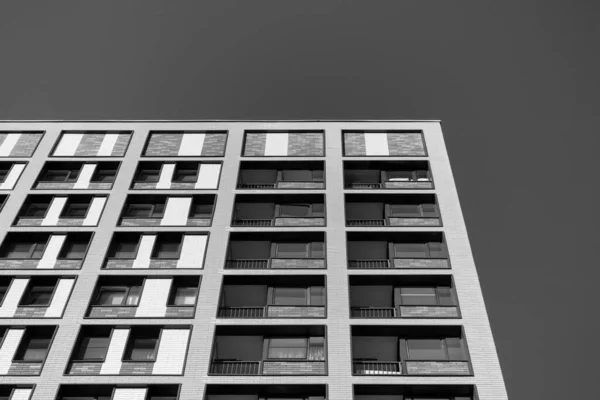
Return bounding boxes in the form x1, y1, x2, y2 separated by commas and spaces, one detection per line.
1, 1, 599, 398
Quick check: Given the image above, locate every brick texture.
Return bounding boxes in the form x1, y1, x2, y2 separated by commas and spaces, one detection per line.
262, 361, 326, 375
10, 133, 43, 157
276, 182, 325, 189
405, 360, 471, 375
201, 133, 227, 156
388, 217, 441, 226
243, 133, 266, 156
267, 306, 325, 318
111, 133, 131, 156
392, 258, 450, 269
274, 217, 325, 226
0, 259, 82, 270
386, 132, 427, 156
399, 306, 459, 318
383, 181, 433, 189
287, 133, 324, 156
343, 133, 367, 156
269, 258, 326, 269
7, 363, 42, 376
144, 134, 183, 156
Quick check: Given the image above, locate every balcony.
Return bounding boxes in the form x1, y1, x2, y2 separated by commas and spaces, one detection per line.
349, 275, 460, 319
344, 161, 433, 190
57, 385, 180, 400
226, 232, 326, 269
352, 326, 472, 376
219, 275, 326, 318
34, 161, 119, 190
119, 194, 214, 227
131, 161, 221, 190
346, 194, 440, 227
210, 325, 326, 376
14, 194, 107, 227
0, 232, 92, 270
103, 232, 207, 270
354, 384, 476, 400
347, 232, 449, 270
87, 276, 200, 319
237, 161, 325, 190
233, 194, 325, 227
205, 384, 326, 400
0, 325, 55, 376
0, 276, 76, 319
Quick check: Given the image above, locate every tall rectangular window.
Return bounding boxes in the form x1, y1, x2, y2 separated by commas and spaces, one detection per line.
124, 327, 161, 361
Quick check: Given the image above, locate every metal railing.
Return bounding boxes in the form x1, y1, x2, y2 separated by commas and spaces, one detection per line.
238, 183, 277, 189
350, 307, 396, 318
348, 259, 391, 269
218, 307, 265, 318
353, 360, 402, 375
346, 219, 386, 226
210, 360, 261, 375
232, 219, 274, 227
345, 182, 383, 189
219, 305, 325, 318
226, 259, 270, 269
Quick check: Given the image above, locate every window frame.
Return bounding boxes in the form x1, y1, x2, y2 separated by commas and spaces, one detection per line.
268, 286, 325, 306
94, 283, 143, 307
167, 281, 199, 307
398, 286, 456, 306
108, 235, 141, 259
402, 337, 467, 362
122, 328, 161, 362
275, 242, 310, 259
172, 162, 200, 183
124, 202, 166, 219
13, 329, 54, 363
91, 166, 117, 183
60, 199, 92, 219
39, 167, 80, 183
279, 169, 324, 183
135, 164, 162, 183
57, 236, 90, 260
73, 334, 111, 362
1, 237, 48, 260
264, 336, 325, 361
19, 279, 57, 307
151, 234, 183, 260
0, 163, 14, 183
21, 201, 51, 218
392, 242, 447, 259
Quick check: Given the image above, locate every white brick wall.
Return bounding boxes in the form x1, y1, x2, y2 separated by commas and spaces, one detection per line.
153, 328, 190, 375
112, 388, 147, 400
100, 329, 129, 375
45, 278, 75, 318
10, 388, 33, 400
0, 329, 24, 374
136, 278, 171, 317
0, 278, 28, 317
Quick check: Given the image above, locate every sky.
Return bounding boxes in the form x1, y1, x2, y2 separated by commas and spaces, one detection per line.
1, 1, 599, 398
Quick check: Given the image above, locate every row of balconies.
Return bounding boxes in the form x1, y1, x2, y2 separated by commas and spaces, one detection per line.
0, 324, 471, 377
3, 383, 477, 400
0, 275, 458, 320
0, 160, 434, 192
5, 193, 441, 227
0, 232, 449, 270
0, 130, 429, 159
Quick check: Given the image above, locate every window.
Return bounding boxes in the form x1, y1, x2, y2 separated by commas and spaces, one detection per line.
266, 337, 325, 360
61, 199, 91, 218
0, 238, 47, 259
58, 237, 89, 259
276, 243, 309, 258
399, 287, 455, 306
0, 165, 10, 183
108, 236, 139, 259
95, 284, 141, 306
135, 165, 161, 182
189, 199, 213, 218
75, 336, 110, 361
281, 169, 323, 182
394, 242, 446, 258
40, 168, 80, 182
14, 327, 54, 362
152, 234, 182, 259
124, 327, 160, 361
386, 170, 431, 182
0, 278, 9, 304
91, 167, 117, 183
389, 204, 437, 218
124, 203, 165, 218
20, 279, 56, 306
173, 162, 199, 182
271, 286, 325, 306
168, 281, 198, 306
405, 338, 467, 361
21, 201, 50, 217
279, 204, 310, 217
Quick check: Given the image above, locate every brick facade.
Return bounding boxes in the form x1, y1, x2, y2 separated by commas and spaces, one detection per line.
405, 361, 471, 375
274, 217, 325, 226
392, 258, 450, 269
262, 361, 326, 375
388, 217, 441, 227
399, 306, 460, 318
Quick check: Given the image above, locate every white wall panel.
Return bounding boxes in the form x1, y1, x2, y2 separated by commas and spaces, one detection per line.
178, 133, 205, 156
97, 133, 118, 156
161, 197, 191, 226
0, 134, 21, 156
156, 163, 175, 189
0, 329, 25, 374
41, 197, 67, 226
364, 133, 389, 156
177, 235, 207, 269
73, 164, 96, 189
53, 134, 82, 156
132, 235, 156, 269
264, 133, 288, 156
0, 279, 28, 317
112, 388, 147, 400
100, 329, 129, 375
0, 163, 25, 189
44, 278, 74, 317
195, 163, 221, 189
10, 388, 33, 400
135, 278, 171, 317
152, 328, 190, 375
37, 235, 66, 269
82, 197, 106, 226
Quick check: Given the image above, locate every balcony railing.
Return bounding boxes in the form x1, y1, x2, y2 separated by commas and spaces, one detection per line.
232, 217, 324, 227
350, 307, 396, 318
353, 360, 402, 375
219, 305, 326, 318
348, 259, 391, 269
210, 359, 327, 376
346, 219, 386, 227
345, 182, 383, 189
351, 305, 460, 318
347, 217, 440, 227
238, 183, 277, 189
226, 258, 325, 269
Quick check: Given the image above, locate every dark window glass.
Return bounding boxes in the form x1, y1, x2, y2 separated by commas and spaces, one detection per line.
189, 203, 212, 218
136, 167, 161, 182
389, 204, 420, 217
420, 204, 438, 217
311, 242, 325, 258
61, 201, 90, 218
124, 329, 160, 361
169, 286, 197, 306
406, 339, 446, 360
76, 336, 110, 360
0, 167, 9, 182
153, 235, 182, 259
312, 170, 324, 181
267, 338, 307, 359
282, 170, 312, 182
415, 170, 431, 181
427, 242, 446, 258
276, 243, 309, 258
126, 286, 142, 306
446, 338, 467, 360
92, 168, 116, 183
400, 287, 437, 305
124, 204, 153, 218
394, 243, 427, 258
279, 204, 310, 217
59, 238, 88, 259
21, 285, 54, 306
437, 287, 455, 305
22, 202, 49, 217
15, 334, 51, 361
110, 239, 139, 259
96, 287, 127, 305
41, 169, 78, 182
0, 282, 8, 303
310, 286, 326, 306
1, 240, 47, 259
173, 163, 199, 182
273, 287, 307, 305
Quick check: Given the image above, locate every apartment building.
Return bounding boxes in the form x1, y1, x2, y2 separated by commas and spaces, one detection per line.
0, 122, 507, 400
